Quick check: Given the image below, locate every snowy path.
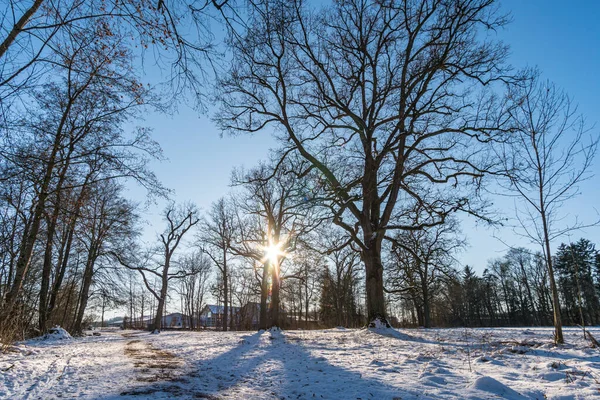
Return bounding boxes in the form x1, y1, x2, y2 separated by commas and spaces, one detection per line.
0, 330, 133, 399
1, 327, 599, 399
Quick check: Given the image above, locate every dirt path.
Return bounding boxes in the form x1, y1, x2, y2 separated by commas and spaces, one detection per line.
119, 333, 186, 396
119, 333, 226, 399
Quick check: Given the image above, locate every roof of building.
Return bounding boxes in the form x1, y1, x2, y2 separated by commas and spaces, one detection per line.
203, 305, 241, 314
163, 312, 187, 318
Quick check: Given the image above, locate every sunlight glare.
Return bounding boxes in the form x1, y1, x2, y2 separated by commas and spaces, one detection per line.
263, 241, 286, 265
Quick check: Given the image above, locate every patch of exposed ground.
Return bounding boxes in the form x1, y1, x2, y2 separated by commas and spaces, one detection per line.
120, 335, 186, 396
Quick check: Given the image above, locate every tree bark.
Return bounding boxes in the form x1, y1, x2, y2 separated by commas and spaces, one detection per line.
0, 0, 44, 60
363, 241, 388, 327
72, 248, 97, 335
423, 282, 431, 329
541, 199, 564, 343
39, 157, 72, 331
259, 261, 269, 330
270, 260, 281, 329
152, 294, 166, 332
222, 247, 228, 332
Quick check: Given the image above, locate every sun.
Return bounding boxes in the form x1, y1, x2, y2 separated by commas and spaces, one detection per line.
263, 241, 286, 265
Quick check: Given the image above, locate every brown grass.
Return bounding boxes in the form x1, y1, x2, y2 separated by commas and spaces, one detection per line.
123, 337, 183, 384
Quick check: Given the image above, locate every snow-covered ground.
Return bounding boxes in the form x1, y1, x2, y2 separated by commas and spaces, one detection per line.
1, 327, 599, 399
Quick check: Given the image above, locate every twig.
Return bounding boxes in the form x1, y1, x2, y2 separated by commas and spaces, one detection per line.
2, 364, 14, 372
585, 331, 600, 348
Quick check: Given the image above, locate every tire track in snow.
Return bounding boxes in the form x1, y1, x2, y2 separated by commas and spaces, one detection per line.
21, 351, 73, 399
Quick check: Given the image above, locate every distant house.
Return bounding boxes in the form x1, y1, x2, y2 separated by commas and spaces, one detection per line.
160, 312, 188, 329
199, 305, 241, 329
139, 313, 191, 330
107, 319, 124, 328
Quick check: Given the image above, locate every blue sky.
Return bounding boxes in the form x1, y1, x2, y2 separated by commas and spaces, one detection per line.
460, 0, 600, 269
126, 0, 600, 273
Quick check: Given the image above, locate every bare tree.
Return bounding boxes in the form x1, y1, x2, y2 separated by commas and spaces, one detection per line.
499, 74, 599, 343
199, 198, 236, 331
230, 157, 320, 329
71, 181, 138, 335
177, 251, 211, 329
387, 219, 465, 328
114, 202, 199, 333
0, 16, 165, 330
0, 0, 216, 110
216, 0, 512, 326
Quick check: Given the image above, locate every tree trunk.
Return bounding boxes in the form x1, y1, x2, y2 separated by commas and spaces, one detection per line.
304, 274, 310, 329
229, 279, 234, 330
222, 252, 228, 331
61, 267, 78, 327
141, 295, 145, 330
2, 194, 48, 320
423, 283, 431, 328
39, 153, 72, 332
72, 249, 97, 335
101, 294, 106, 329
363, 243, 388, 327
152, 296, 165, 333
152, 269, 170, 333
47, 190, 85, 320
541, 213, 564, 343
0, 0, 44, 60
297, 283, 303, 329
259, 261, 269, 330
270, 260, 281, 328
39, 210, 58, 332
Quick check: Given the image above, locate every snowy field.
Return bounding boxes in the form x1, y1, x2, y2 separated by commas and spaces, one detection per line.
1, 327, 599, 399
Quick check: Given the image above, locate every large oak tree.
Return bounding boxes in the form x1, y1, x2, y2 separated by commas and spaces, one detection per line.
216, 0, 511, 325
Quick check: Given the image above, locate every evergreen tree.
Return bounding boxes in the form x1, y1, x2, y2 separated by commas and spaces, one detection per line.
554, 239, 600, 326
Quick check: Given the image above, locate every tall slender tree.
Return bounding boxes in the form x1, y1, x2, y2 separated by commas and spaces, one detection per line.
499, 75, 598, 343
200, 198, 236, 331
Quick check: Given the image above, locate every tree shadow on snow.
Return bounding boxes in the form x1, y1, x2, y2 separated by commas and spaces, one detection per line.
101, 330, 420, 399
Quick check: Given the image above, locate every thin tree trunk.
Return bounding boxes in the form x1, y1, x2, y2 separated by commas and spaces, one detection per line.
47, 186, 86, 319
297, 283, 303, 329
72, 250, 97, 335
39, 153, 72, 332
270, 260, 281, 328
541, 211, 564, 344
0, 0, 44, 60
101, 294, 106, 329
259, 261, 269, 330
222, 250, 228, 331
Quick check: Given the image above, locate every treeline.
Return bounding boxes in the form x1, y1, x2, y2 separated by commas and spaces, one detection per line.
388, 239, 600, 329
0, 0, 213, 341
0, 30, 162, 339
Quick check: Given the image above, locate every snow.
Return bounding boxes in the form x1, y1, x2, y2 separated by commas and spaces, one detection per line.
468, 376, 528, 399
33, 326, 73, 341
1, 327, 599, 399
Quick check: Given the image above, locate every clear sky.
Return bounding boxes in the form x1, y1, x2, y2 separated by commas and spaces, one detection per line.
125, 0, 600, 274
459, 0, 600, 269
